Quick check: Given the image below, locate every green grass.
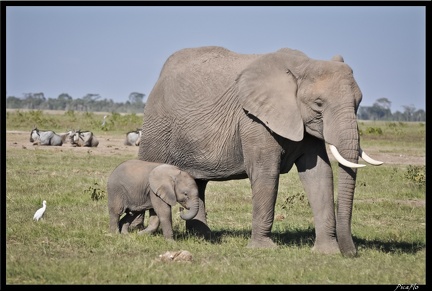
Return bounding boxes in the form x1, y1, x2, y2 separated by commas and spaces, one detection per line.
5, 111, 426, 284
358, 120, 426, 156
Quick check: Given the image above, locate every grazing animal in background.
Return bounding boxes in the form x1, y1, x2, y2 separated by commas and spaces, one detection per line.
30, 128, 63, 146
69, 129, 99, 147
124, 129, 142, 146
33, 200, 47, 221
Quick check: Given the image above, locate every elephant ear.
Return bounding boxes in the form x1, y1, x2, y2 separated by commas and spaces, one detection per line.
149, 164, 181, 206
331, 54, 344, 62
237, 53, 304, 141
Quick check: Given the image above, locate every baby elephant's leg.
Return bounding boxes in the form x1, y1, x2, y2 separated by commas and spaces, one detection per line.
129, 212, 145, 231
118, 212, 135, 234
138, 209, 159, 235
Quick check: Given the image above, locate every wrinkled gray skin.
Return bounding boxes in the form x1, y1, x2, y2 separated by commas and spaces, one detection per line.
124, 129, 142, 146
69, 129, 99, 147
138, 46, 376, 256
107, 160, 199, 240
30, 128, 63, 146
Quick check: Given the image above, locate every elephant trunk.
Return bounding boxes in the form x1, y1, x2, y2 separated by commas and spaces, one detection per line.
334, 142, 382, 256
327, 110, 360, 257
179, 194, 199, 220
336, 160, 358, 257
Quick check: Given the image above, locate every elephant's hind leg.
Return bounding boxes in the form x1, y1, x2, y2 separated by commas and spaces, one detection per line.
129, 212, 145, 231
119, 212, 135, 234
138, 209, 159, 235
109, 213, 121, 234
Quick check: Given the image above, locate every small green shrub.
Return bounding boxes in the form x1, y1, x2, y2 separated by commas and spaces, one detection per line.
365, 127, 383, 135
405, 165, 426, 188
85, 182, 106, 201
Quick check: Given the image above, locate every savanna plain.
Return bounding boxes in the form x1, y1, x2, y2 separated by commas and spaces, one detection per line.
5, 110, 426, 285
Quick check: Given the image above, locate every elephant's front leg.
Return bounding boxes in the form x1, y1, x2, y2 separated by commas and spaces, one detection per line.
296, 138, 340, 254
245, 158, 281, 248
242, 126, 283, 248
186, 179, 211, 238
247, 176, 279, 248
156, 206, 175, 240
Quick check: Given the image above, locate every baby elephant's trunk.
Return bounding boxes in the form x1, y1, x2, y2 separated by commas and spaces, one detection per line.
179, 196, 199, 220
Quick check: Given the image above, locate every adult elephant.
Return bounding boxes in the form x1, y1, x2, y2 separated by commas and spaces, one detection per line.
138, 46, 383, 257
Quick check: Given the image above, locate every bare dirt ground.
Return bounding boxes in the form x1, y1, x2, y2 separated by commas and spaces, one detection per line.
6, 130, 425, 165
354, 146, 425, 166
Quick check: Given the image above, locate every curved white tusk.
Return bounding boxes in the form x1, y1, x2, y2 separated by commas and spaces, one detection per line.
329, 144, 366, 168
359, 148, 383, 166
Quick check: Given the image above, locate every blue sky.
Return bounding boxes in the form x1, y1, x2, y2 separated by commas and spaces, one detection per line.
5, 5, 426, 113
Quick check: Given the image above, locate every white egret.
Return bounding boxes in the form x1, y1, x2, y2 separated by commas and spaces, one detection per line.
33, 200, 47, 221
102, 115, 108, 126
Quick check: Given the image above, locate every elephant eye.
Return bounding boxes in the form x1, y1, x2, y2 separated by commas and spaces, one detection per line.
315, 98, 323, 107
312, 98, 324, 113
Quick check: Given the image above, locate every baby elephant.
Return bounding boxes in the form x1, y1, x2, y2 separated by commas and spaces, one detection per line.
107, 160, 199, 240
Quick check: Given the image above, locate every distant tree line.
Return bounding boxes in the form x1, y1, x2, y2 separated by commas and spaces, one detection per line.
5, 94, 425, 121
357, 98, 425, 121
5, 92, 145, 114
